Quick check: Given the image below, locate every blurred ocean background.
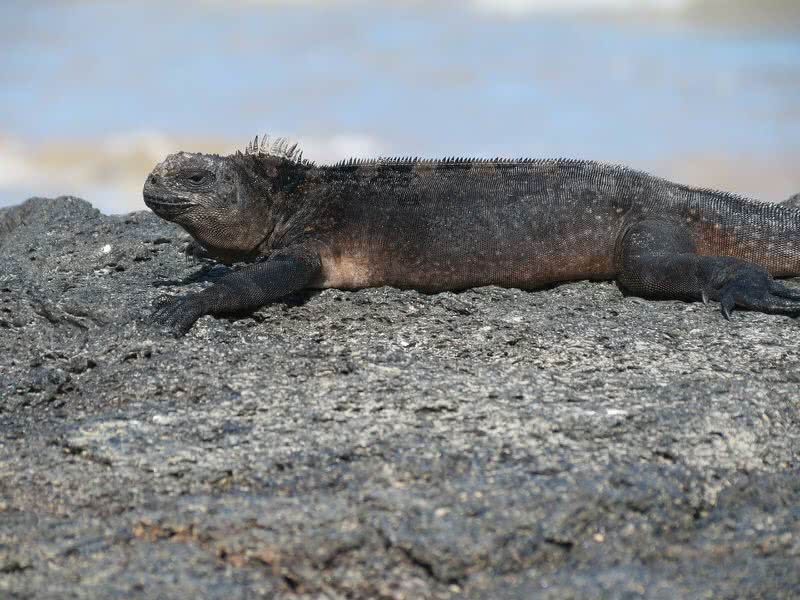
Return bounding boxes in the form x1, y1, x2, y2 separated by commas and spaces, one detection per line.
1, 0, 799, 214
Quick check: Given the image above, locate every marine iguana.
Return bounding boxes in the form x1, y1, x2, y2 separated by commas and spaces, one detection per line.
143, 135, 800, 334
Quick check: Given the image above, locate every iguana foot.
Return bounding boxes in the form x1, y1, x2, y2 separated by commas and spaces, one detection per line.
699, 260, 800, 319
184, 240, 211, 264
151, 293, 209, 335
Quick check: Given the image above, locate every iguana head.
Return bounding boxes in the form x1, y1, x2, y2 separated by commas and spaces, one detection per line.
143, 138, 309, 263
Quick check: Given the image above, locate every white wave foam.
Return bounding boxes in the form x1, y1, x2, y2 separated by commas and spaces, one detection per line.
0, 131, 386, 214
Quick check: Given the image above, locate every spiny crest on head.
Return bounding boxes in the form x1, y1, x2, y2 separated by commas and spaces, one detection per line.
238, 134, 309, 165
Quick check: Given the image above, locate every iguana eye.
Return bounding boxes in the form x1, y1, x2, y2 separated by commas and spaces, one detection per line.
185, 171, 214, 186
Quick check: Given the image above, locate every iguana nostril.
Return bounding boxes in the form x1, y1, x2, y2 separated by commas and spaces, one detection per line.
149, 175, 158, 184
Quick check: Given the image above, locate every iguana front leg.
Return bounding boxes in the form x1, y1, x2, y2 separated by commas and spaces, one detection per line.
152, 244, 321, 334
184, 240, 212, 263
618, 220, 800, 319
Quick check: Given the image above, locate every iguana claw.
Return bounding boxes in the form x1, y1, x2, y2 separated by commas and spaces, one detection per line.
150, 293, 208, 335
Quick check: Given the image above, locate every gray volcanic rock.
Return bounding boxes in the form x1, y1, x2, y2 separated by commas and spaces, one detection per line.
783, 193, 800, 208
1, 196, 799, 599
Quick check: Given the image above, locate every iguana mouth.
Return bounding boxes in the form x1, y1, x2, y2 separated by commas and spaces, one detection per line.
143, 193, 195, 215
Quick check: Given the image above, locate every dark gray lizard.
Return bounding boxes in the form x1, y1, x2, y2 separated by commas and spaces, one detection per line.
142, 135, 800, 334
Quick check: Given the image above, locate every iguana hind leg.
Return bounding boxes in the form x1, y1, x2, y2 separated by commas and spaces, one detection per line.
617, 220, 800, 319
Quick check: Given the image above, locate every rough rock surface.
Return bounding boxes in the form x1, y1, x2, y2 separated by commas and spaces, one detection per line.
783, 193, 800, 209
1, 197, 798, 599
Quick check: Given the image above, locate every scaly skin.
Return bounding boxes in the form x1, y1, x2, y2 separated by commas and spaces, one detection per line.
142, 136, 800, 334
